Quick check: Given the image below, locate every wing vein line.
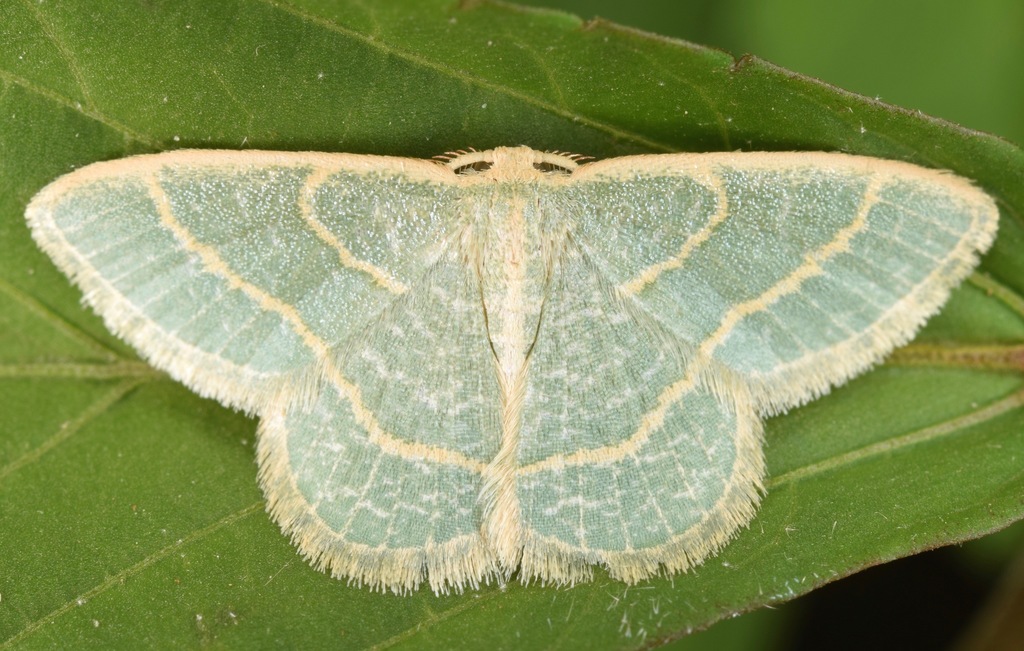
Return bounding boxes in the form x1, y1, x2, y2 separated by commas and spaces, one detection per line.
145, 175, 483, 473
617, 170, 729, 296
517, 367, 702, 475
695, 175, 884, 359
519, 176, 884, 475
298, 167, 409, 294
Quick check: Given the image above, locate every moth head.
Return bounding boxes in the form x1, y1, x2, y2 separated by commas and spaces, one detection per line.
439, 146, 585, 181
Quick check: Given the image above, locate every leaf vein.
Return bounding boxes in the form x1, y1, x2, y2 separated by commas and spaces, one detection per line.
0, 502, 264, 648
257, 0, 673, 152
0, 378, 143, 483
769, 387, 1024, 487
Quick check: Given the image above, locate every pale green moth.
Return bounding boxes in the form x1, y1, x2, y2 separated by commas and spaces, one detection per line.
25, 147, 998, 594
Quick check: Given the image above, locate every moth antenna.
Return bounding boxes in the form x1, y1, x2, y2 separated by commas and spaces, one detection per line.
544, 150, 595, 163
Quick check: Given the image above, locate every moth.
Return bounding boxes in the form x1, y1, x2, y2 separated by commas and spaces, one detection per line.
26, 146, 998, 593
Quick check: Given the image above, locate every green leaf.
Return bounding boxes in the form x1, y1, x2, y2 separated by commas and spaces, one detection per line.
1, 1, 1021, 648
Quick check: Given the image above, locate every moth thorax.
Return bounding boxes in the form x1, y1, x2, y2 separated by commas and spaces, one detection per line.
476, 194, 548, 381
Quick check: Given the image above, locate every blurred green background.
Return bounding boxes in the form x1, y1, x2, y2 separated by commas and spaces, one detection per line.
516, 0, 1023, 147
515, 1, 1023, 649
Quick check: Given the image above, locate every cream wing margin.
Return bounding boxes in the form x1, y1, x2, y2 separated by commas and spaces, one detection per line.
25, 150, 459, 413
573, 152, 999, 414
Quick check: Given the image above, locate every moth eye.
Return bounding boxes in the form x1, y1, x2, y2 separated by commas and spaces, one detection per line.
533, 162, 574, 175
453, 161, 493, 175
